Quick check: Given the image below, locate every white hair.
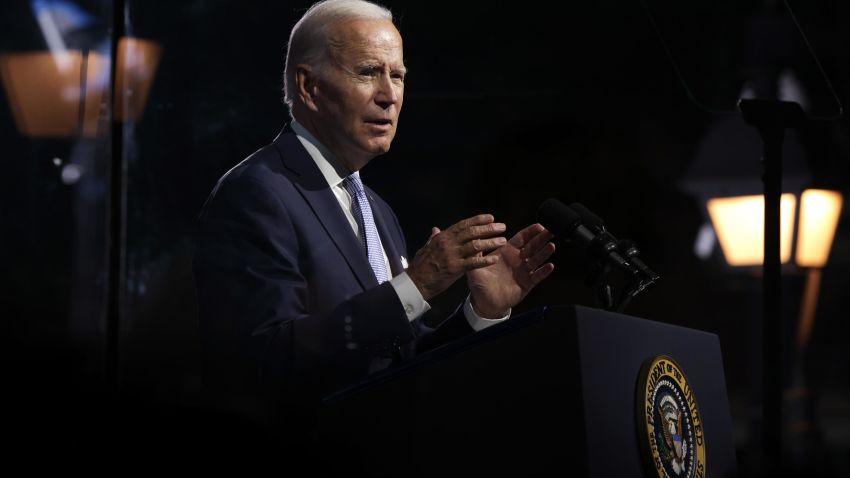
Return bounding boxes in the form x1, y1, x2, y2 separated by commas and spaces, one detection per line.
283, 0, 394, 110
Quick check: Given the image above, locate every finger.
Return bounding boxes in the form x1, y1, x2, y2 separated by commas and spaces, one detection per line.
458, 222, 506, 242
508, 223, 546, 248
524, 242, 556, 270
423, 227, 441, 246
461, 236, 507, 257
520, 229, 556, 260
464, 254, 501, 270
455, 214, 495, 230
527, 263, 555, 286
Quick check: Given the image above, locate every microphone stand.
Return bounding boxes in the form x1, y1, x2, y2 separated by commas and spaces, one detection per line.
615, 276, 655, 313
586, 262, 615, 311
585, 244, 659, 313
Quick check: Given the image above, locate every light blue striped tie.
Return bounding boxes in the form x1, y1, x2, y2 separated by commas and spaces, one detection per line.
343, 173, 390, 284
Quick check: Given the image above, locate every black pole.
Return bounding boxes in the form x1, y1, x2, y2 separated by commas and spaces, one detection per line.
761, 120, 783, 472
106, 0, 126, 389
739, 99, 804, 474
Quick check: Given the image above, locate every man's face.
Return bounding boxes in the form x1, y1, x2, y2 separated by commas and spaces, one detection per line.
308, 18, 405, 170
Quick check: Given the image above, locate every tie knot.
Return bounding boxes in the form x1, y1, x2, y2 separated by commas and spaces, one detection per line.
343, 173, 365, 195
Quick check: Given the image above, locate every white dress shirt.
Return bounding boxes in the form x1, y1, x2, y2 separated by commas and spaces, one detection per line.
291, 120, 509, 331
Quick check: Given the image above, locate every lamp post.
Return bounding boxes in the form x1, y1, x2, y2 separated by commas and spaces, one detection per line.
0, 30, 161, 387
680, 102, 841, 470
706, 187, 842, 469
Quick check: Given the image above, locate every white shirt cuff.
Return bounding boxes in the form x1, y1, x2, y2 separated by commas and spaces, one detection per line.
463, 294, 511, 332
389, 272, 431, 322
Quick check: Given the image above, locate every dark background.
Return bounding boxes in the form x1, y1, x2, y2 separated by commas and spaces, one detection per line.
1, 0, 848, 473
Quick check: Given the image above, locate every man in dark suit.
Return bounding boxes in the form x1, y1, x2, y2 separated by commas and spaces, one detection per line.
193, 0, 555, 407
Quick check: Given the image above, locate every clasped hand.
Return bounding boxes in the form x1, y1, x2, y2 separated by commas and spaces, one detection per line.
407, 214, 555, 319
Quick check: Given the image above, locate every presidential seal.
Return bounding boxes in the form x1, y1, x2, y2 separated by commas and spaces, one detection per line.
636, 355, 706, 478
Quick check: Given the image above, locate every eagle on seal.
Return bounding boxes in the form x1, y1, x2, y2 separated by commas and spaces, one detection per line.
658, 395, 687, 475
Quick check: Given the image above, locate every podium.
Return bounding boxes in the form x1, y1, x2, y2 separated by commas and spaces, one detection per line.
316, 305, 737, 477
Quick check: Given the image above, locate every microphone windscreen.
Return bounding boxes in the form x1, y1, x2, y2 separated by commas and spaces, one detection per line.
536, 198, 581, 237
570, 202, 604, 228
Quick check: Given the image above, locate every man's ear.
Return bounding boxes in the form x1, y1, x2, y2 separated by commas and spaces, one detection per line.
295, 64, 319, 112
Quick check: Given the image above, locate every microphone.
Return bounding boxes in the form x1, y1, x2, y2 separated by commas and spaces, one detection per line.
536, 198, 638, 275
617, 239, 661, 283
569, 202, 660, 282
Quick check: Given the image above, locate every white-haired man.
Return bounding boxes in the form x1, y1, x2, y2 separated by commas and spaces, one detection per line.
195, 0, 554, 406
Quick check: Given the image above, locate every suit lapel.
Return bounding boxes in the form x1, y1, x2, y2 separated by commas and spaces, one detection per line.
273, 127, 378, 290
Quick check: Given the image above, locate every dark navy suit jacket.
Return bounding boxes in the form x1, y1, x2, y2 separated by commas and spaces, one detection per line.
194, 125, 473, 399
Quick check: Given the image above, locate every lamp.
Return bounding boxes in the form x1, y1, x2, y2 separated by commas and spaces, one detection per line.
681, 101, 845, 464
795, 189, 843, 268
706, 189, 842, 270
0, 36, 161, 138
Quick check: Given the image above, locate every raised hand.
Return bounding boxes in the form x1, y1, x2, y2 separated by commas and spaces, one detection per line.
407, 214, 507, 300
466, 223, 555, 319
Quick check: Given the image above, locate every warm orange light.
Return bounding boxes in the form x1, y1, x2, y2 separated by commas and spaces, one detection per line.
796, 189, 843, 268
707, 194, 796, 266
0, 51, 108, 137
113, 37, 161, 121
0, 37, 161, 138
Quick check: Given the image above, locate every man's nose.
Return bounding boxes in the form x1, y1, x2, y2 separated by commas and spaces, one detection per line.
374, 74, 400, 108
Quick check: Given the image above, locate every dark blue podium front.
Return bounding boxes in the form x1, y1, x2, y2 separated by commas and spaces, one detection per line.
316, 305, 737, 477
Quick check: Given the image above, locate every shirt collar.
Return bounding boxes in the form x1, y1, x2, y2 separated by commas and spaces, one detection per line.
291, 119, 352, 188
